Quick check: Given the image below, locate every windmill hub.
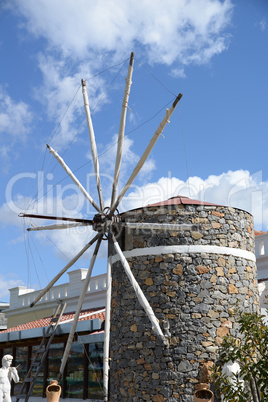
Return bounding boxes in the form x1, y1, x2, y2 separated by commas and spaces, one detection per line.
92, 213, 108, 233
92, 210, 120, 237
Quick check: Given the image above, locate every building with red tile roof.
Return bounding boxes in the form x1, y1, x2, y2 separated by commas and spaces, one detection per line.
0, 307, 105, 334
0, 269, 106, 399
255, 230, 268, 237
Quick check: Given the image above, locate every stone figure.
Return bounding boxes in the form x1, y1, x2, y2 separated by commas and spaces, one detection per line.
0, 355, 20, 402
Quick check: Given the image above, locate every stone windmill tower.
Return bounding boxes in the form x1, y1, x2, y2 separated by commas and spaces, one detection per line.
109, 195, 259, 401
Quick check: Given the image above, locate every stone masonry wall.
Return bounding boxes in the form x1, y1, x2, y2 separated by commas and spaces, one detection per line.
109, 203, 259, 401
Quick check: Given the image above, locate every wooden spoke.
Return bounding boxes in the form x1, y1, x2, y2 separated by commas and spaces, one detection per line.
103, 235, 113, 401
27, 222, 86, 231
109, 94, 182, 217
111, 233, 168, 345
47, 144, 101, 213
82, 79, 104, 211
58, 235, 102, 378
110, 52, 134, 207
19, 212, 93, 225
30, 234, 100, 307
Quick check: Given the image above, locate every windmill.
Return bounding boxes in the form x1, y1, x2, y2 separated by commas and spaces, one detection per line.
19, 52, 183, 400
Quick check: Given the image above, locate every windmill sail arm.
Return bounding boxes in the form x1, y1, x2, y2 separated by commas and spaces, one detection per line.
19, 213, 94, 225
110, 93, 182, 216
103, 238, 113, 401
111, 234, 168, 345
111, 52, 134, 207
47, 144, 101, 213
30, 233, 100, 307
58, 235, 102, 379
27, 222, 86, 231
81, 80, 104, 211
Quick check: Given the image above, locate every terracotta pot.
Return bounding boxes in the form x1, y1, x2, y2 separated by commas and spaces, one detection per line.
46, 380, 61, 402
195, 383, 210, 391
194, 383, 214, 402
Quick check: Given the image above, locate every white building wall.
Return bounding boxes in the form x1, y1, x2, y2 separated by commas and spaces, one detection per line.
255, 232, 268, 323
5, 269, 107, 324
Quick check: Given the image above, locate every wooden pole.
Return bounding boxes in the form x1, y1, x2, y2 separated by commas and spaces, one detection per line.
58, 235, 102, 379
19, 213, 93, 225
110, 52, 134, 207
103, 235, 112, 401
30, 234, 99, 307
82, 79, 104, 211
27, 222, 85, 231
47, 144, 101, 213
109, 94, 182, 217
111, 233, 168, 345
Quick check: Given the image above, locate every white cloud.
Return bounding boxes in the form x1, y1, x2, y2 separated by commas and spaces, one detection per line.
0, 194, 88, 228
36, 56, 108, 149
171, 68, 187, 79
260, 19, 267, 32
35, 224, 96, 260
97, 134, 156, 202
0, 274, 25, 300
139, 159, 156, 180
0, 87, 33, 141
0, 146, 10, 158
0, 87, 33, 171
10, 0, 233, 66
120, 170, 268, 230
5, 0, 233, 148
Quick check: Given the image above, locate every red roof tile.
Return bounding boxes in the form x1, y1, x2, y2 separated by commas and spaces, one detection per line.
2, 307, 105, 334
254, 230, 268, 237
146, 195, 220, 208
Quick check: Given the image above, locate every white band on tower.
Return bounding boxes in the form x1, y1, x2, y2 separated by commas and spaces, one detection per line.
111, 244, 256, 264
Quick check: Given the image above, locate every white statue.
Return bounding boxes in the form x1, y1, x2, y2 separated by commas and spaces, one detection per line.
0, 355, 20, 402
221, 360, 244, 401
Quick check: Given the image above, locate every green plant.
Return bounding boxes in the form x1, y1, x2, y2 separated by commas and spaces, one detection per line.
213, 310, 268, 402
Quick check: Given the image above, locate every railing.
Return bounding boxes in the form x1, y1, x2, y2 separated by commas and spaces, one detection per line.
12, 273, 107, 309
0, 313, 7, 326
88, 275, 107, 292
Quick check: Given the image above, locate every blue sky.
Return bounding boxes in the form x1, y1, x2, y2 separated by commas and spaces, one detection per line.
0, 0, 268, 301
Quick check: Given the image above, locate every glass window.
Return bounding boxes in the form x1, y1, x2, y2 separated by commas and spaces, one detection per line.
2, 348, 12, 356
259, 241, 265, 255
66, 342, 84, 399
31, 345, 45, 397
14, 347, 28, 395
47, 343, 64, 387
88, 343, 103, 400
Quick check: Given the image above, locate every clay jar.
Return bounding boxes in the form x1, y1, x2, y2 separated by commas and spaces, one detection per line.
194, 383, 214, 402
46, 380, 62, 402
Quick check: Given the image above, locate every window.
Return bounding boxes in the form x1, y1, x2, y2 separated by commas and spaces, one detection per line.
31, 345, 45, 397
14, 347, 28, 396
0, 338, 104, 400
259, 241, 265, 256
88, 343, 103, 400
47, 343, 64, 387
66, 342, 84, 398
